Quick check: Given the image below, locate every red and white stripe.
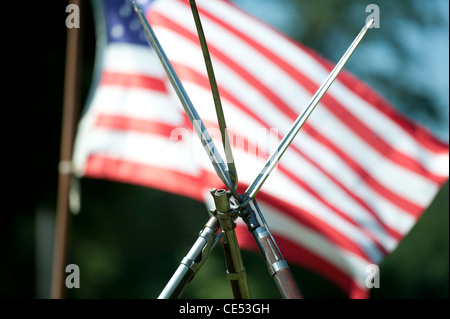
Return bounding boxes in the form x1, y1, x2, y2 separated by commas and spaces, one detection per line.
73, 0, 449, 298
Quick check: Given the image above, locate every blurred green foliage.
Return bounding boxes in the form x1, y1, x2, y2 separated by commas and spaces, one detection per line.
64, 179, 448, 299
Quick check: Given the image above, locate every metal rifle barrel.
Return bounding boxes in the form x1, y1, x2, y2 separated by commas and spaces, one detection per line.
158, 216, 220, 299
212, 189, 251, 299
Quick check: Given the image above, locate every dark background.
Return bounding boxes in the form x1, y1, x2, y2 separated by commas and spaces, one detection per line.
2, 0, 448, 299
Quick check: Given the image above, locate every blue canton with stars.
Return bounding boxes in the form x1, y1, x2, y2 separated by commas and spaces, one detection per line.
103, 0, 154, 45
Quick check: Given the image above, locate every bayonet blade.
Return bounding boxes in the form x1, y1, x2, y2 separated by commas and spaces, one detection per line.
189, 0, 238, 190
241, 18, 374, 208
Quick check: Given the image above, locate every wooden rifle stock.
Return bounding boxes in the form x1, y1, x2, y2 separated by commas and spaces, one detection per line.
256, 230, 303, 299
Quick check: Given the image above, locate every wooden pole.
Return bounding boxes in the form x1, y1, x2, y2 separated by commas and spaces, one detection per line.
50, 0, 82, 299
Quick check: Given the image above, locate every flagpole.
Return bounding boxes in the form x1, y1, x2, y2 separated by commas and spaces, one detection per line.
50, 0, 83, 299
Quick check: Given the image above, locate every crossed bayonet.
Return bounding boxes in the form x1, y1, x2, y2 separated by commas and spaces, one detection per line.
133, 0, 373, 299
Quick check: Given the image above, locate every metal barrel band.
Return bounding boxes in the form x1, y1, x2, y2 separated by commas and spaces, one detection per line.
255, 227, 270, 240
268, 260, 289, 277
181, 257, 196, 269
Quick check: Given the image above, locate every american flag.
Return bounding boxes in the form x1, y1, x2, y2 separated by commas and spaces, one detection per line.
72, 0, 449, 298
